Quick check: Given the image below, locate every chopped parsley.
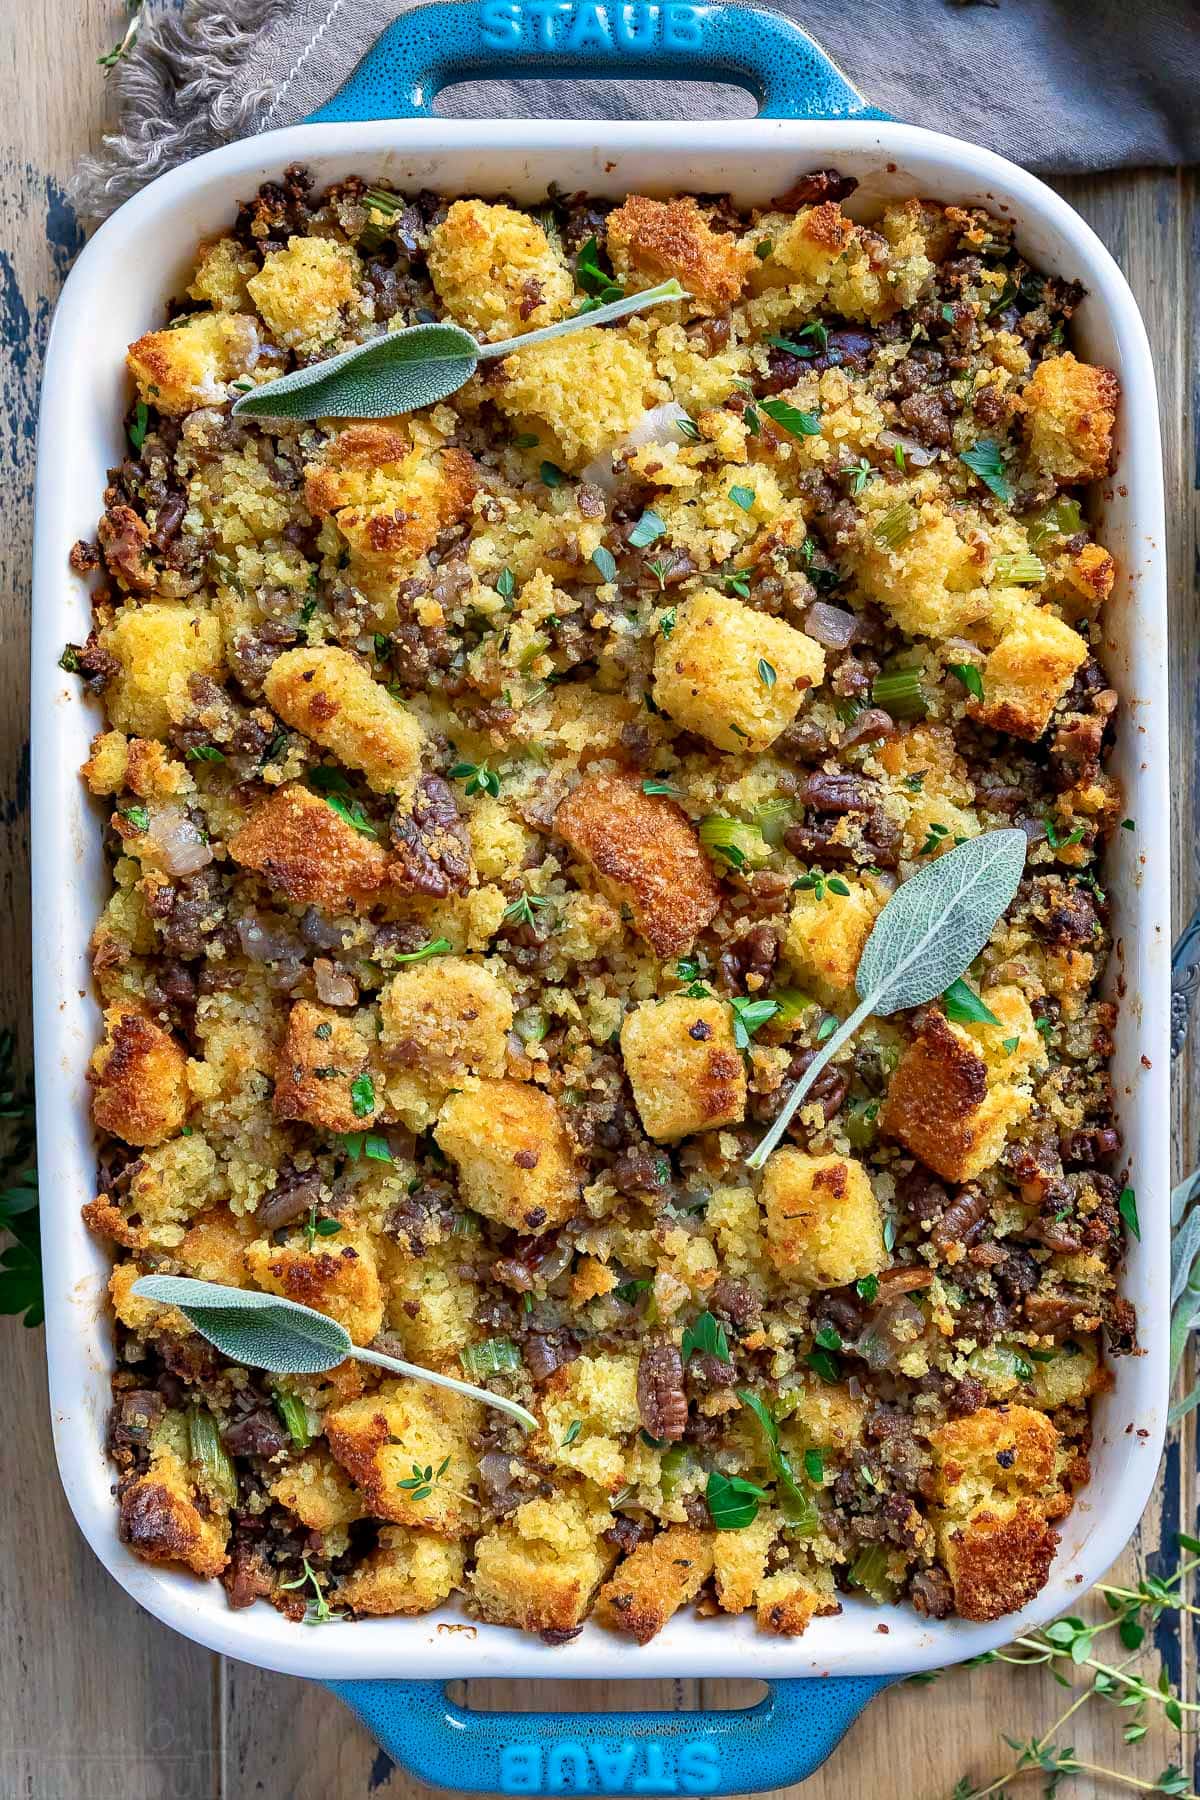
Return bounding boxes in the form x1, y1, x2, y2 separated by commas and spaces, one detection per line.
120, 805, 150, 833
628, 508, 666, 549
185, 744, 224, 763
385, 937, 452, 966
728, 485, 756, 512
642, 777, 680, 797
959, 438, 1015, 504
681, 1310, 731, 1364
350, 1074, 375, 1119
575, 235, 624, 305
705, 1469, 768, 1531
942, 977, 1001, 1027
949, 661, 985, 700
496, 567, 516, 602
127, 401, 150, 453
1118, 1186, 1140, 1242
502, 892, 554, 928
757, 657, 777, 689
540, 461, 565, 487
591, 544, 617, 583
759, 397, 821, 439
728, 995, 780, 1050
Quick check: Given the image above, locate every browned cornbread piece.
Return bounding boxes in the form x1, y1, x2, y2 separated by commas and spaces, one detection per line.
263, 646, 425, 798
117, 1446, 229, 1577
245, 1231, 384, 1346
272, 999, 377, 1133
760, 1149, 887, 1289
338, 1528, 467, 1616
554, 769, 721, 959
755, 1568, 841, 1636
228, 783, 390, 912
620, 995, 746, 1140
470, 1492, 615, 1634
126, 312, 259, 414
971, 603, 1089, 742
1021, 351, 1118, 484
594, 1526, 714, 1643
880, 1009, 1029, 1183
325, 1381, 480, 1534
89, 1005, 189, 1146
434, 1078, 578, 1232
929, 1406, 1063, 1622
304, 424, 477, 579
606, 194, 750, 312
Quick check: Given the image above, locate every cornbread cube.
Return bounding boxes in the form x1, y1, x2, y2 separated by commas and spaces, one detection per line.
126, 311, 260, 414
606, 195, 750, 312
761, 1149, 886, 1289
246, 234, 360, 353
755, 1566, 840, 1636
93, 1132, 217, 1250
99, 603, 224, 739
273, 1000, 378, 1134
1063, 540, 1115, 608
493, 328, 657, 467
619, 995, 746, 1140
471, 1491, 614, 1634
246, 1230, 384, 1346
434, 1078, 578, 1232
961, 984, 1046, 1083
880, 1010, 1032, 1183
187, 236, 257, 312
82, 731, 192, 800
118, 1444, 229, 1577
263, 647, 424, 798
427, 199, 573, 341
325, 1380, 480, 1534
385, 1240, 479, 1370
852, 498, 989, 640
90, 1006, 189, 1146
1021, 352, 1118, 484
178, 1206, 254, 1286
1031, 1336, 1101, 1410
900, 790, 980, 860
304, 425, 477, 589
712, 1511, 776, 1614
554, 770, 721, 960
338, 1526, 466, 1616
779, 1378, 866, 1454
595, 1526, 713, 1644
782, 876, 885, 999
756, 203, 855, 286
228, 783, 390, 912
536, 1351, 641, 1492
269, 1451, 363, 1531
652, 589, 824, 754
928, 1405, 1060, 1510
973, 604, 1088, 741
937, 1500, 1060, 1622
379, 956, 511, 1084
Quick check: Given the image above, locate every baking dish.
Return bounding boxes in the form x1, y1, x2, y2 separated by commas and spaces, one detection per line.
30, 1, 1169, 1788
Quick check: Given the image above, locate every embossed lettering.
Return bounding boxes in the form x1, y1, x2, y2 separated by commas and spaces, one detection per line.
479, 0, 522, 45
523, 0, 573, 47
565, 1, 616, 50
499, 1744, 542, 1793
661, 1, 702, 48
613, 1, 659, 49
633, 1744, 678, 1794
591, 1743, 638, 1786
547, 1742, 591, 1792
678, 1742, 722, 1794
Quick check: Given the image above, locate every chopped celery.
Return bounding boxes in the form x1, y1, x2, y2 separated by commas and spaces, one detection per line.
873, 503, 916, 549
844, 1097, 881, 1151
273, 1389, 312, 1451
752, 797, 792, 847
967, 1343, 1034, 1392
187, 1405, 238, 1508
848, 1543, 897, 1602
659, 1444, 690, 1502
1026, 496, 1082, 549
993, 552, 1046, 586
872, 667, 928, 720
771, 987, 818, 1027
698, 814, 771, 871
460, 1336, 523, 1379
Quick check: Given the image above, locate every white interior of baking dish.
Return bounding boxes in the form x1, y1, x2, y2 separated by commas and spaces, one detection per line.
31, 119, 1169, 1681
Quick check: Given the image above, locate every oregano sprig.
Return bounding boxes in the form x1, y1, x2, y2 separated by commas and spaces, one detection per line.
746, 830, 1027, 1169
131, 1275, 537, 1430
231, 280, 687, 422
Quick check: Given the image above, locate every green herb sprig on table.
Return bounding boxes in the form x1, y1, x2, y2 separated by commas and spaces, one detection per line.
747, 830, 1028, 1169
231, 280, 687, 422
131, 1275, 537, 1430
0, 1031, 39, 1327
942, 1534, 1200, 1798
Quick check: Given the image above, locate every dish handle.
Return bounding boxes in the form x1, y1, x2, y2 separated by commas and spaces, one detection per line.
324, 1675, 895, 1794
306, 0, 891, 123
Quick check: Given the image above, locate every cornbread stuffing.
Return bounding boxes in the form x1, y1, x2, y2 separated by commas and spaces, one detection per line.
71, 165, 1129, 1642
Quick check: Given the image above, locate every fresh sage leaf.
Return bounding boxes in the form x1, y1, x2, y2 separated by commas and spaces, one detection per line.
132, 1275, 536, 1429
232, 280, 686, 423
747, 829, 1027, 1168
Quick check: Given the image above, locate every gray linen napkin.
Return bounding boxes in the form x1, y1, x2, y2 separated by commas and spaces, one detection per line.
74, 0, 1199, 220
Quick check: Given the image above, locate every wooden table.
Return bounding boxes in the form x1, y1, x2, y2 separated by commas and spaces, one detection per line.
3, 6, 1197, 1794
